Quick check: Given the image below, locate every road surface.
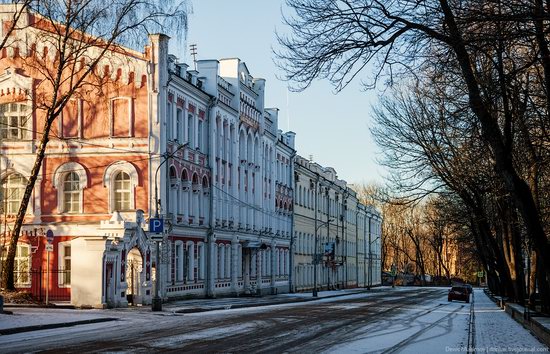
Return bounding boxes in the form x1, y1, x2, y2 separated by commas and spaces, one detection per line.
0, 288, 486, 353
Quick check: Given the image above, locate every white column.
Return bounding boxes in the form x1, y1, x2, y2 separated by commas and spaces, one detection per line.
231, 237, 239, 293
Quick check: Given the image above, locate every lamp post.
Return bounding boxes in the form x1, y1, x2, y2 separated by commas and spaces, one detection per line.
151, 143, 187, 311
313, 218, 334, 297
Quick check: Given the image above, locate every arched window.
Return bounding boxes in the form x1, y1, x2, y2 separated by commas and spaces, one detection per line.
53, 162, 87, 214
114, 172, 131, 211
169, 166, 178, 187
103, 161, 138, 212
0, 173, 27, 215
63, 172, 80, 213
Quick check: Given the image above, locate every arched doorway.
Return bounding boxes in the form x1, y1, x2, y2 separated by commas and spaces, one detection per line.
126, 247, 143, 305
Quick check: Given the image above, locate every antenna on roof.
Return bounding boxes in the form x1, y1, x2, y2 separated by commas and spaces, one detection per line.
309, 154, 314, 162
189, 44, 198, 70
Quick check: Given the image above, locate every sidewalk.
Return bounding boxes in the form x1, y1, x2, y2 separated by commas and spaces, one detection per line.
0, 287, 389, 335
474, 289, 549, 352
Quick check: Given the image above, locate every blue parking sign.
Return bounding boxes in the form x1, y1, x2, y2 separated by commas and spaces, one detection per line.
149, 218, 164, 234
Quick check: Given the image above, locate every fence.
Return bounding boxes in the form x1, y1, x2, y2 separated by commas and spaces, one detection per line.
14, 268, 71, 302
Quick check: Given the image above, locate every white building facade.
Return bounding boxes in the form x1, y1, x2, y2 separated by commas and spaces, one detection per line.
153, 55, 297, 299
292, 155, 382, 292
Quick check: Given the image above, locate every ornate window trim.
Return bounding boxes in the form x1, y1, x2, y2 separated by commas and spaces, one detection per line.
103, 161, 139, 212
53, 162, 88, 214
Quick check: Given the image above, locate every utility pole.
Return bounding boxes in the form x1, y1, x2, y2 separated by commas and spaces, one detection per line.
151, 143, 187, 311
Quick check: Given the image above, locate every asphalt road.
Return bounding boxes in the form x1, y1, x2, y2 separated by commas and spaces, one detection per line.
1, 288, 471, 353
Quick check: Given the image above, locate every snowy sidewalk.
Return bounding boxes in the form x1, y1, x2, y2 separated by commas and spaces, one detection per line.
472, 289, 548, 353
0, 307, 117, 335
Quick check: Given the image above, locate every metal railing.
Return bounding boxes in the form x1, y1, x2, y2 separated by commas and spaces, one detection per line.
14, 268, 71, 302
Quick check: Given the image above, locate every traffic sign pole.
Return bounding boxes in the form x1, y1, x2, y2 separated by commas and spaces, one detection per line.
149, 218, 164, 311
45, 230, 54, 306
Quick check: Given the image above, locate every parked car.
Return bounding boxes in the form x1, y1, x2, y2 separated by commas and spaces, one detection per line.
448, 286, 470, 303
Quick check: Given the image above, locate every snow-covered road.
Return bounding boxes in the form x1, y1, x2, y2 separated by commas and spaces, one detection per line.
0, 287, 547, 353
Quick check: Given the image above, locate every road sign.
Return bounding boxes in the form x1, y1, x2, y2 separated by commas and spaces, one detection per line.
46, 230, 54, 244
149, 218, 164, 234
324, 242, 335, 259
391, 264, 397, 276
312, 254, 323, 264
45, 244, 53, 252
477, 271, 484, 278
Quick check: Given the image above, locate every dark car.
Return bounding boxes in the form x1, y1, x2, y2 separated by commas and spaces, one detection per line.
465, 284, 473, 294
448, 286, 470, 303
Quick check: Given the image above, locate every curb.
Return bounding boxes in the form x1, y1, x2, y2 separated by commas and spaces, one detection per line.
0, 317, 117, 335
3, 303, 76, 309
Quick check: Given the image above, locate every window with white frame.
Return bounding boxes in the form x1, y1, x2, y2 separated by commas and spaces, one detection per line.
197, 120, 203, 151
114, 172, 131, 211
63, 172, 80, 213
0, 244, 31, 287
0, 173, 27, 215
103, 161, 138, 212
58, 242, 71, 286
175, 241, 184, 282
0, 102, 30, 140
176, 108, 183, 143
53, 162, 87, 214
166, 101, 173, 140
187, 113, 194, 146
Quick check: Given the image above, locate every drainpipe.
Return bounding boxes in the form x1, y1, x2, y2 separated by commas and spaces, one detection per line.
325, 186, 330, 289
206, 96, 217, 298
288, 151, 296, 293
312, 174, 319, 297
355, 204, 359, 288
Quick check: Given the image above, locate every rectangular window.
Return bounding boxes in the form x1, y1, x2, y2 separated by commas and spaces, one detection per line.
0, 245, 31, 287
176, 108, 183, 143
187, 114, 194, 147
166, 102, 173, 140
197, 120, 203, 151
59, 244, 71, 286
175, 243, 184, 282
1, 173, 27, 215
0, 103, 30, 140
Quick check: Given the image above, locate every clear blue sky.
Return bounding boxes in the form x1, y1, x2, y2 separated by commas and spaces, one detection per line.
183, 0, 386, 185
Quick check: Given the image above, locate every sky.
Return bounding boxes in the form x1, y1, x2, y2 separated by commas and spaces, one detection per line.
182, 0, 386, 185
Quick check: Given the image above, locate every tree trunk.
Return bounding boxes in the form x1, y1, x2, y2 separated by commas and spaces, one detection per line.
440, 0, 550, 284
1, 111, 54, 290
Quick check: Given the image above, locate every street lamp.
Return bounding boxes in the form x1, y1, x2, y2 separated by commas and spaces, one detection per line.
313, 218, 334, 297
151, 142, 187, 312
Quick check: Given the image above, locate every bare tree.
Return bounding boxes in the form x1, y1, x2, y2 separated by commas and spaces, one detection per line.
0, 1, 36, 51
276, 0, 550, 287
0, 0, 188, 290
